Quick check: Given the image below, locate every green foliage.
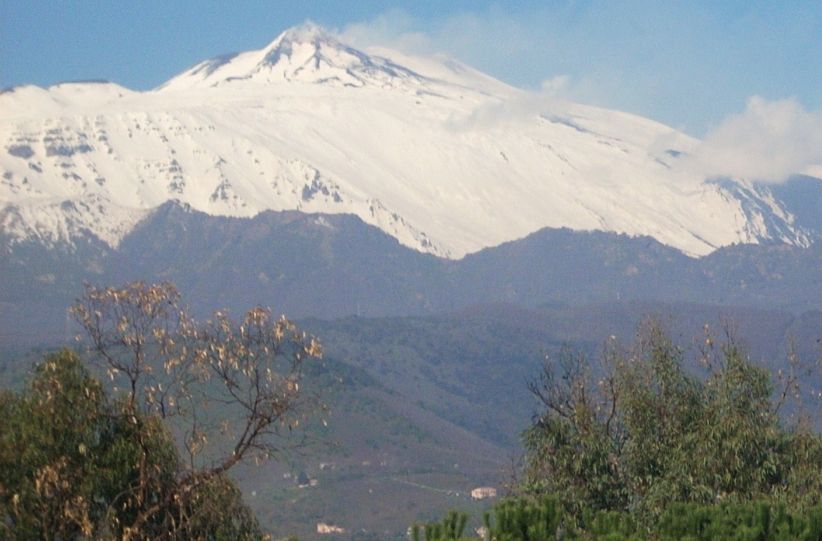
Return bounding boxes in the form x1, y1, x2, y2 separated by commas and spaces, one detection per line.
522, 321, 822, 523
413, 510, 470, 541
656, 501, 822, 541
0, 349, 264, 540
416, 322, 822, 539
486, 497, 567, 540
178, 475, 266, 541
1, 281, 328, 539
523, 350, 629, 515
424, 498, 822, 540
0, 350, 110, 538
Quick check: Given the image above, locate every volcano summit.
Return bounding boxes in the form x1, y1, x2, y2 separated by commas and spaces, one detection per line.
0, 24, 814, 258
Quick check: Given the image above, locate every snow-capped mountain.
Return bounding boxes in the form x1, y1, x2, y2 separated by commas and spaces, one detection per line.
0, 23, 814, 258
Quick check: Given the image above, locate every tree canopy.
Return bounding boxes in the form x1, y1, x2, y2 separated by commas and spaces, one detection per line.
0, 349, 265, 539
417, 320, 822, 539
1, 281, 324, 539
522, 321, 822, 521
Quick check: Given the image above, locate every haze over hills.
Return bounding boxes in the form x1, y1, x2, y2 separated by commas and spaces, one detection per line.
1, 23, 818, 262
2, 201, 821, 349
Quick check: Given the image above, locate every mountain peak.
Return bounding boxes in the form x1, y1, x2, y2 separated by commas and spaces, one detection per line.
259, 22, 344, 68
158, 23, 426, 91
254, 23, 423, 88
5, 24, 815, 260
267, 21, 330, 48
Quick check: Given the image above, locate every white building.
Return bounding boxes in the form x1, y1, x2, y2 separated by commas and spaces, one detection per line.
317, 523, 345, 535
470, 487, 497, 500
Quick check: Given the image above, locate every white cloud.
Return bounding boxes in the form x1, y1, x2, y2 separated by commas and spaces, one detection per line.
445, 94, 555, 132
540, 75, 571, 97
337, 9, 822, 182
338, 7, 547, 86
444, 79, 575, 132
334, 4, 822, 137
685, 97, 822, 183
338, 10, 433, 55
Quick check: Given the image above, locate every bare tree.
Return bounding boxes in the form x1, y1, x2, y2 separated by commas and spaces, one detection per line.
71, 281, 324, 539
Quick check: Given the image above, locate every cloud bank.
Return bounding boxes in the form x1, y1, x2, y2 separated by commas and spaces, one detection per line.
684, 97, 822, 184
336, 3, 821, 137
339, 7, 822, 183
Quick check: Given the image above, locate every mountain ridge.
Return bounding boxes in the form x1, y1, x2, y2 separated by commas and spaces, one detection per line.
2, 24, 817, 259
2, 203, 820, 348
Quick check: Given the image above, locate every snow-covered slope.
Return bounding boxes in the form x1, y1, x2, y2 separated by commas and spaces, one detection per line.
0, 23, 811, 257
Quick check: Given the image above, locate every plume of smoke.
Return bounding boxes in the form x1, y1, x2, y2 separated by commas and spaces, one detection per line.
678, 97, 822, 183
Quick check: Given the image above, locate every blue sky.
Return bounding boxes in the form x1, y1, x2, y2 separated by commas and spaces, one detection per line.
1, 0, 820, 136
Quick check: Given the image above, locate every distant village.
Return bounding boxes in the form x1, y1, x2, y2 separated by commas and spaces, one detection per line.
283, 460, 497, 535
